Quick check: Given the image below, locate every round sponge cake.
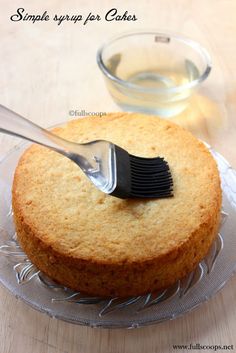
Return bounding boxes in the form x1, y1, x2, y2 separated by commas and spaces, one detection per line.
12, 113, 222, 297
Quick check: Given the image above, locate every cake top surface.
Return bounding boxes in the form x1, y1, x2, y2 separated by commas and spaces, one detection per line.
13, 113, 221, 264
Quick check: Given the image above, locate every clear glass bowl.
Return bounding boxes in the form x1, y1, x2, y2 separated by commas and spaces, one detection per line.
97, 31, 212, 117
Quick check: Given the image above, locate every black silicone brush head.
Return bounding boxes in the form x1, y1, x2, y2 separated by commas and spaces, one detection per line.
110, 145, 174, 199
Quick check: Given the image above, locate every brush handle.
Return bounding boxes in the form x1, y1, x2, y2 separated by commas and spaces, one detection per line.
0, 104, 69, 152
0, 104, 98, 171
0, 104, 116, 194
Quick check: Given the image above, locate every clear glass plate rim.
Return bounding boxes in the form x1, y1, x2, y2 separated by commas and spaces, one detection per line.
0, 130, 236, 329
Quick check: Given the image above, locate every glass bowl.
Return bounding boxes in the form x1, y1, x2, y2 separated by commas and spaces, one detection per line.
97, 31, 212, 117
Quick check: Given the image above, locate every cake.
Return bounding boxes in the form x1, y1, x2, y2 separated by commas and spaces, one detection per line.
12, 113, 222, 297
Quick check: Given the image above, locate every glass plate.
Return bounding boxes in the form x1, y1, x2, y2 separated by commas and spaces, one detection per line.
0, 138, 236, 329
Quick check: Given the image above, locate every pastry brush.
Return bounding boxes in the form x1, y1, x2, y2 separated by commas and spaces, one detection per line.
0, 104, 173, 199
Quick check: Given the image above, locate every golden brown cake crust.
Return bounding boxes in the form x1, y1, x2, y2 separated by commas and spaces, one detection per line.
12, 113, 222, 297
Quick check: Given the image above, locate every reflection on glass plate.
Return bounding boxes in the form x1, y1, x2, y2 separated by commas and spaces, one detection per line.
0, 139, 236, 329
